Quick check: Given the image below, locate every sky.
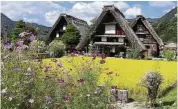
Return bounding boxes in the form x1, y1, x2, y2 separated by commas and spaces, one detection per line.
1, 1, 177, 27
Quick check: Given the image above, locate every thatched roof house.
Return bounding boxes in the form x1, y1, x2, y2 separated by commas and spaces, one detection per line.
47, 13, 89, 44
76, 5, 164, 57
76, 5, 146, 51
130, 15, 164, 56
130, 15, 164, 47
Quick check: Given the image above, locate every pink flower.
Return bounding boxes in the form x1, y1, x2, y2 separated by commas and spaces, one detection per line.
4, 42, 13, 50
111, 85, 117, 89
71, 50, 76, 56
16, 40, 24, 46
101, 53, 106, 59
78, 79, 84, 84
44, 66, 52, 72
64, 96, 72, 102
13, 66, 21, 71
58, 78, 64, 85
57, 61, 62, 68
28, 34, 36, 42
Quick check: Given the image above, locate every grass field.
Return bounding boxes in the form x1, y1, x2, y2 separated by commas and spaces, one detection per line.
43, 56, 177, 95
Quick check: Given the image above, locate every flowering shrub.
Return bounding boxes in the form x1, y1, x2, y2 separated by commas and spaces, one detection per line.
1, 33, 116, 108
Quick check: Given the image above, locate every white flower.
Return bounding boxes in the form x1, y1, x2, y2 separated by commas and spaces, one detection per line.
1, 88, 7, 94
86, 94, 90, 97
29, 99, 34, 103
159, 100, 163, 104
27, 67, 32, 73
9, 97, 13, 101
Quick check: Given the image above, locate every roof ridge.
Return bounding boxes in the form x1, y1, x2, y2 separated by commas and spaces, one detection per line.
62, 13, 88, 24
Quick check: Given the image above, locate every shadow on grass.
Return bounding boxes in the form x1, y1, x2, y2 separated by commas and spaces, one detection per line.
128, 98, 135, 103
162, 100, 175, 106
158, 81, 177, 98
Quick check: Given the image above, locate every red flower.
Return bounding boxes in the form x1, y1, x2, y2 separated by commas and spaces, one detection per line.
78, 79, 84, 84
107, 71, 113, 75
64, 96, 72, 102
58, 78, 64, 85
111, 85, 117, 89
101, 53, 106, 59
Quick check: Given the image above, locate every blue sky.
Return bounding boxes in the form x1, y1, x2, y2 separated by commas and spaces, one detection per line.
1, 1, 177, 27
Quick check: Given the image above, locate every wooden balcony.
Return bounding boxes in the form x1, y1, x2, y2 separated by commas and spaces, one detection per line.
136, 32, 146, 34
95, 35, 126, 37
93, 42, 124, 45
136, 31, 149, 35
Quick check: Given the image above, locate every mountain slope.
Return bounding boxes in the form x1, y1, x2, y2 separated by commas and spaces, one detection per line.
1, 13, 16, 35
153, 7, 177, 42
1, 13, 51, 41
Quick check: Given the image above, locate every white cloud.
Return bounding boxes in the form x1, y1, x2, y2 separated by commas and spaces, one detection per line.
68, 1, 129, 24
1, 1, 64, 25
1, 1, 140, 26
149, 1, 175, 7
23, 17, 39, 23
44, 10, 61, 25
124, 6, 142, 18
43, 1, 130, 26
163, 6, 176, 13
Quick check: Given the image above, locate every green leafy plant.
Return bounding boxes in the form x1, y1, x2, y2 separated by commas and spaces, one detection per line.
61, 24, 80, 51
162, 49, 176, 61
127, 48, 141, 59
48, 40, 65, 58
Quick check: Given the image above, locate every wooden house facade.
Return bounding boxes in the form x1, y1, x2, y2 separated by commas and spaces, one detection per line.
47, 13, 89, 44
76, 5, 164, 57
130, 15, 164, 57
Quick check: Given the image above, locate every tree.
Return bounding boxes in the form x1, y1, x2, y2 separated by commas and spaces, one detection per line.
11, 20, 38, 43
61, 24, 79, 51
11, 20, 26, 42
90, 17, 98, 26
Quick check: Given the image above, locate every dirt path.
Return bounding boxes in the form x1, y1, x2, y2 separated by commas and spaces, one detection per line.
116, 102, 149, 109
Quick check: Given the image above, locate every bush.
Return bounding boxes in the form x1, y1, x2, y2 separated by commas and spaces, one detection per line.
162, 49, 176, 61
30, 40, 47, 53
145, 56, 152, 60
140, 71, 163, 107
127, 48, 141, 59
48, 40, 65, 58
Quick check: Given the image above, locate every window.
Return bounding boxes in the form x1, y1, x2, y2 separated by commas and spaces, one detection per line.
118, 37, 124, 43
63, 25, 66, 30
105, 24, 116, 34
101, 37, 107, 42
110, 46, 115, 53
56, 33, 59, 38
139, 38, 144, 41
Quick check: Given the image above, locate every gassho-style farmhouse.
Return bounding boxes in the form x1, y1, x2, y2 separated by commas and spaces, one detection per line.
47, 5, 164, 58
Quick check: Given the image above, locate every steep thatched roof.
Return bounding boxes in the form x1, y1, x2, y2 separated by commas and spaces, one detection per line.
47, 13, 89, 43
130, 15, 164, 46
76, 5, 146, 51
